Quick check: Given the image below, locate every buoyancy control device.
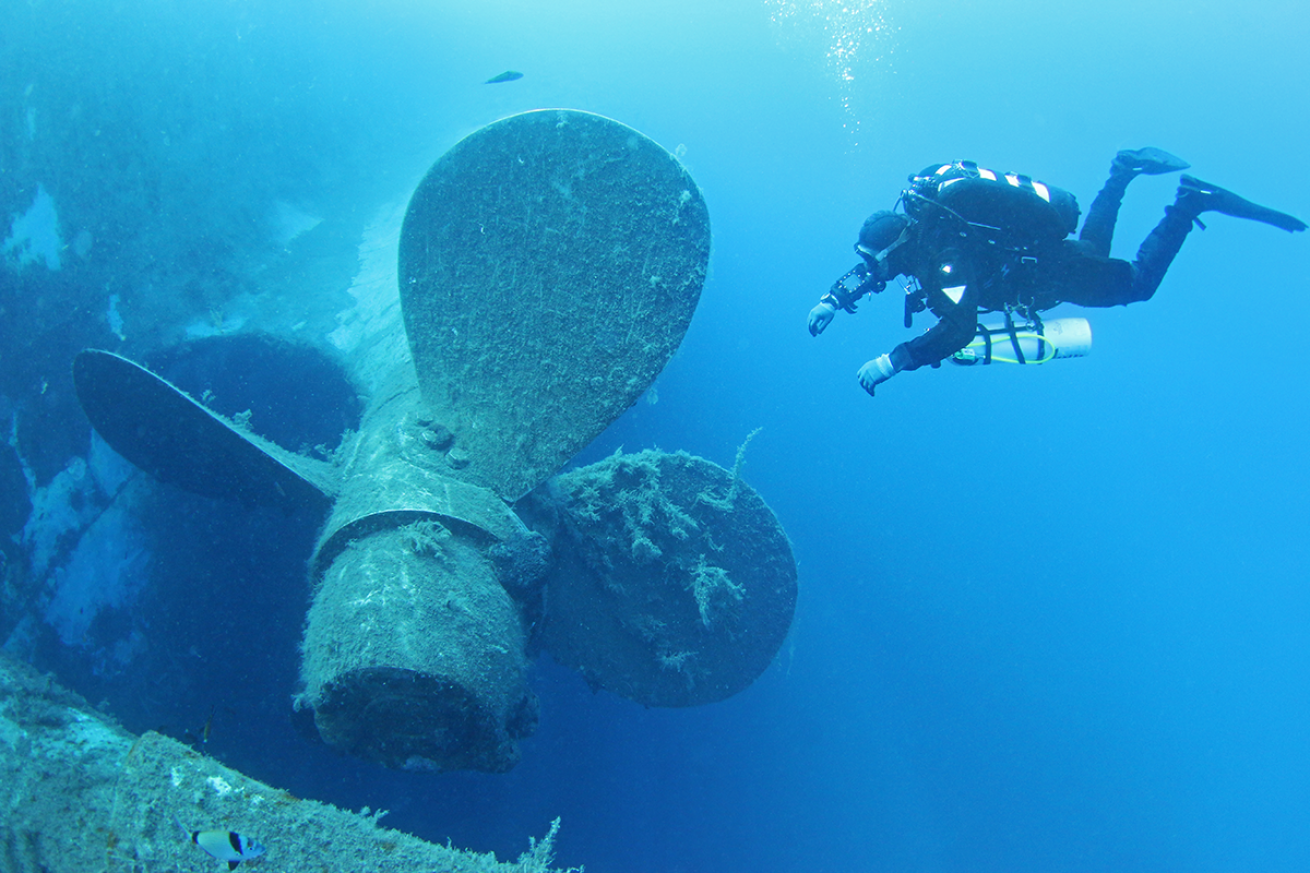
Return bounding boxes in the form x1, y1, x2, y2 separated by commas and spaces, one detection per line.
904, 161, 1081, 253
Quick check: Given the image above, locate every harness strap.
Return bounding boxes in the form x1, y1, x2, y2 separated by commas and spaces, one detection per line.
1031, 311, 1047, 362
1004, 310, 1027, 365
979, 322, 994, 364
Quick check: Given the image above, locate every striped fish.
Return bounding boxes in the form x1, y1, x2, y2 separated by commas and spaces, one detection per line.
188, 828, 266, 870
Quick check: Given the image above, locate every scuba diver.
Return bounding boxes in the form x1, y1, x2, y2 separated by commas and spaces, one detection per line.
807, 148, 1307, 396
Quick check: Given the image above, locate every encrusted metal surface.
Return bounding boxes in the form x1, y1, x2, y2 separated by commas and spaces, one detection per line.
399, 109, 710, 501
72, 349, 336, 512
535, 450, 797, 707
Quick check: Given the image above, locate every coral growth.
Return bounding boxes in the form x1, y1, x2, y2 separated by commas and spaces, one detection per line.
689, 554, 744, 628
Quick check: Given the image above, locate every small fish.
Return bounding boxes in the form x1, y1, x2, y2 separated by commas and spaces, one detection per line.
186, 827, 266, 870
484, 70, 523, 84
183, 705, 217, 752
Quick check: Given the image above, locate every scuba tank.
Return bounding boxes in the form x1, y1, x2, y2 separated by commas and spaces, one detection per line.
951, 316, 1091, 366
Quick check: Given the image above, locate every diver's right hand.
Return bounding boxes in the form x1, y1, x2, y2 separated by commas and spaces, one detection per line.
808, 302, 836, 336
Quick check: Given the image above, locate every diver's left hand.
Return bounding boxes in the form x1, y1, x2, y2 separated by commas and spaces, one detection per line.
857, 354, 897, 397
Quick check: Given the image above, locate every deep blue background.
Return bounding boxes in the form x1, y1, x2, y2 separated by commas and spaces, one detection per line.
3, 2, 1308, 871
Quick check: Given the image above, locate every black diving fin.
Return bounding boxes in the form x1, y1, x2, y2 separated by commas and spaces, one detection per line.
1178, 175, 1308, 233
1116, 147, 1190, 176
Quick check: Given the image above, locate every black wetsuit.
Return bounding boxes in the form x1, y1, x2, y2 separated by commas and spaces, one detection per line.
888, 171, 1195, 373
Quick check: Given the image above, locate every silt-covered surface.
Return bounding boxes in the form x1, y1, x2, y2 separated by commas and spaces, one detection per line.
301, 522, 535, 773
0, 649, 563, 872
533, 449, 797, 707
399, 109, 710, 501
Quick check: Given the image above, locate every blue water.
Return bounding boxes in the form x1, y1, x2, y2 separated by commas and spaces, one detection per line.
3, 2, 1308, 871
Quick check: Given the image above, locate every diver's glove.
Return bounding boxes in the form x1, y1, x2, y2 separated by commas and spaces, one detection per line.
808, 300, 837, 336
857, 354, 898, 397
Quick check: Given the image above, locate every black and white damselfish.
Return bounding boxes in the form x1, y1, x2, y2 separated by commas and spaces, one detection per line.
182, 824, 266, 870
